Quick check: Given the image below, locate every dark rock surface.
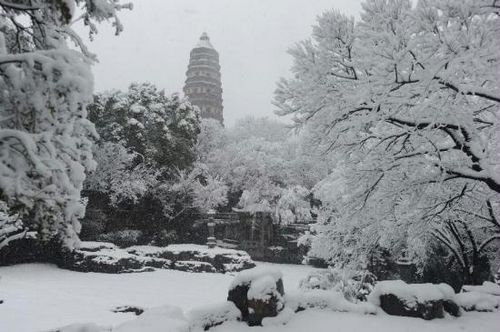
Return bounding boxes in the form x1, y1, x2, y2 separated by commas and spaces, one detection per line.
58, 242, 255, 274
379, 293, 445, 320
227, 268, 284, 326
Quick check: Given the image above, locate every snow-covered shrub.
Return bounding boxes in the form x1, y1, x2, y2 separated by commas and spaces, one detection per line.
188, 301, 241, 331
97, 230, 143, 248
79, 210, 107, 241
285, 290, 377, 315
149, 229, 178, 247
0, 201, 22, 249
299, 269, 376, 302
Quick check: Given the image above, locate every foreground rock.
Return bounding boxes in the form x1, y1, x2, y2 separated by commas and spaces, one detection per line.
227, 266, 284, 326
456, 282, 500, 312
60, 242, 255, 274
368, 280, 461, 320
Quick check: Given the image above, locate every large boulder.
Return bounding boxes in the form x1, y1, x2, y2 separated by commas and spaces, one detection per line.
368, 280, 461, 320
59, 242, 171, 274
227, 267, 284, 326
58, 242, 255, 274
455, 291, 500, 312
128, 244, 255, 273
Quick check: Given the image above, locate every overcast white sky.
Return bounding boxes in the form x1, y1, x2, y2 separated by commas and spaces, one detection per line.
75, 0, 363, 127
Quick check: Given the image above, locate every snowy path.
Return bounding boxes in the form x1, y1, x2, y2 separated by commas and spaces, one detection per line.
0, 263, 498, 332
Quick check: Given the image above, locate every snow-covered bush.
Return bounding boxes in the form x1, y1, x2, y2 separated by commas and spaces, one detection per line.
285, 289, 377, 315
299, 269, 376, 302
84, 142, 160, 207
148, 229, 178, 247
97, 230, 143, 248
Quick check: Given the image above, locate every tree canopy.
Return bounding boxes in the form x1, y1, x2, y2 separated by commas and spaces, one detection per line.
275, 0, 500, 273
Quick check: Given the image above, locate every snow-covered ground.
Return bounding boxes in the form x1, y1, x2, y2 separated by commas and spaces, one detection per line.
0, 263, 498, 332
0, 262, 318, 332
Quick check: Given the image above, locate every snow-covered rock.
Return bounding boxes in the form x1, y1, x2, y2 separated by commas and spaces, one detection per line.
60, 242, 255, 274
368, 280, 460, 319
227, 266, 285, 326
462, 282, 500, 296
229, 266, 283, 291
129, 244, 255, 273
456, 292, 500, 312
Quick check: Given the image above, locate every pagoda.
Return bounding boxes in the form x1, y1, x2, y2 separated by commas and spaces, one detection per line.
184, 32, 224, 124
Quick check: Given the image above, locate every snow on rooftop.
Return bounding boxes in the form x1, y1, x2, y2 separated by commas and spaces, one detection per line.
195, 32, 214, 49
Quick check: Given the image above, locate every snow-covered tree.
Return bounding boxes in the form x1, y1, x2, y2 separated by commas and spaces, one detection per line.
169, 163, 228, 213
275, 0, 500, 270
82, 83, 201, 239
0, 0, 130, 249
196, 116, 329, 217
88, 82, 201, 172
276, 185, 313, 224
83, 142, 159, 206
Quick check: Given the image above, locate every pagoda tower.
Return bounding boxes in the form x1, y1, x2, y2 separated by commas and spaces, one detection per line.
184, 32, 224, 124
